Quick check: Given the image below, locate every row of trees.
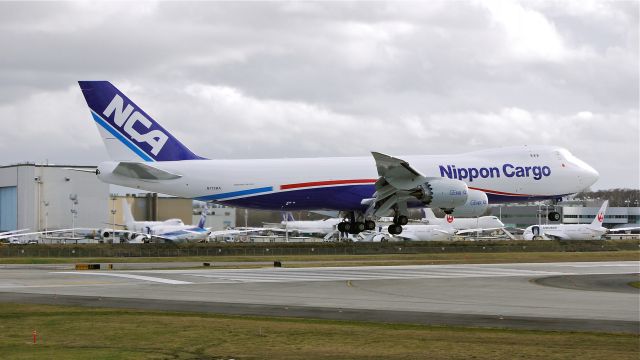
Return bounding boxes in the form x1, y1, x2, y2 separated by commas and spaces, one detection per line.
573, 188, 639, 207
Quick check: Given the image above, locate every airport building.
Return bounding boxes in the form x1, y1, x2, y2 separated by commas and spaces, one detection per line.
0, 163, 109, 232
0, 163, 236, 234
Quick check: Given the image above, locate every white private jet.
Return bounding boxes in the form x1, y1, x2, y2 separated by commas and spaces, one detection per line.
523, 200, 639, 240
360, 209, 506, 242
111, 202, 210, 243
271, 212, 341, 236
78, 81, 600, 236
419, 208, 505, 230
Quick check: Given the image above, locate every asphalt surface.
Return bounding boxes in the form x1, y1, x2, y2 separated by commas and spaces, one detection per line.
535, 273, 640, 294
1, 261, 638, 333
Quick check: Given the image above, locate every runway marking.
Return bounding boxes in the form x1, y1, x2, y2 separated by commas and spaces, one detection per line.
54, 272, 192, 285
181, 267, 567, 284
566, 264, 640, 268
46, 262, 640, 286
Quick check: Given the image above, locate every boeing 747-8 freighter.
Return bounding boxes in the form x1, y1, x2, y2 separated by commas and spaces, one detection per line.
78, 81, 599, 235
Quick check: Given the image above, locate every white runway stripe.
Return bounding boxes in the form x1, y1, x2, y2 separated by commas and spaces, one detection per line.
55, 272, 193, 285
51, 261, 639, 286
184, 268, 564, 284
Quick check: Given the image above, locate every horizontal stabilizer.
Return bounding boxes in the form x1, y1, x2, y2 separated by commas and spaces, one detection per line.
113, 162, 182, 180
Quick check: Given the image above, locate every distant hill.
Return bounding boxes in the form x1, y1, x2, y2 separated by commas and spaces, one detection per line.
573, 188, 639, 207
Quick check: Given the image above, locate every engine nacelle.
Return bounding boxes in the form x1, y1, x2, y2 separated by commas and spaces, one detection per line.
413, 178, 469, 211
99, 229, 112, 239
449, 189, 489, 217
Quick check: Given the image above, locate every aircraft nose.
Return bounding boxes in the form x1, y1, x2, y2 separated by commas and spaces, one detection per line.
582, 163, 599, 187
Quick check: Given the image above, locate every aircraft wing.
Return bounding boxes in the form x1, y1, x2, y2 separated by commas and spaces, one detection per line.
456, 227, 504, 235
209, 228, 270, 237
608, 226, 640, 232
0, 228, 77, 240
540, 230, 570, 240
368, 152, 433, 217
394, 233, 421, 241
432, 228, 452, 234
0, 229, 29, 237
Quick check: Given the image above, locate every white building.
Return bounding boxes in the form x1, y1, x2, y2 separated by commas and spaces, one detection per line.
192, 203, 236, 231
0, 164, 109, 232
562, 205, 639, 226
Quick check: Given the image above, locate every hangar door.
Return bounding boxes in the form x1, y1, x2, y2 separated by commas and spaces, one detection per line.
0, 186, 17, 231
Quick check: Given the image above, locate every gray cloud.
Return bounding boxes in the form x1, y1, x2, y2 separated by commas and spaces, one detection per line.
0, 1, 637, 190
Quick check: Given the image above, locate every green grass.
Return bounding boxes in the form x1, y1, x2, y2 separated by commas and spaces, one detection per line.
0, 303, 637, 360
0, 250, 638, 266
629, 281, 640, 289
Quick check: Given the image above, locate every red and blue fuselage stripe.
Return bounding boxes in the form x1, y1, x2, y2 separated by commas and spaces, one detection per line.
196, 179, 564, 210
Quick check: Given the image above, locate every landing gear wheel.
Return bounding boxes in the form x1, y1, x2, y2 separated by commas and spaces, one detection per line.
364, 220, 376, 231
350, 222, 366, 234
388, 224, 403, 235
548, 212, 560, 222
338, 222, 351, 233
394, 215, 409, 225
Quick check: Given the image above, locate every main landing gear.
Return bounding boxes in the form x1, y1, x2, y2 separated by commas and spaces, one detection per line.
337, 212, 408, 236
337, 212, 377, 235
387, 214, 408, 235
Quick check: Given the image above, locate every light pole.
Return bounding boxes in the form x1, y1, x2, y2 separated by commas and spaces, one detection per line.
69, 194, 78, 241
111, 196, 117, 245
43, 201, 49, 243
283, 201, 295, 243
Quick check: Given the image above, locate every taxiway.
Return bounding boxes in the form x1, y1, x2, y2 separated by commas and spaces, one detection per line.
1, 261, 638, 333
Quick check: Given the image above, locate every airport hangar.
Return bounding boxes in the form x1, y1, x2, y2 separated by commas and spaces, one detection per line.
0, 162, 637, 236
0, 163, 235, 234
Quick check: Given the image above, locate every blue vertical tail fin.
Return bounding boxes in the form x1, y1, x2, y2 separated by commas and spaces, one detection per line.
198, 204, 208, 229
78, 81, 205, 162
281, 211, 295, 222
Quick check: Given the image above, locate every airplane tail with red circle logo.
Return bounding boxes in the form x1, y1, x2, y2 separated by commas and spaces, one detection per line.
590, 200, 608, 229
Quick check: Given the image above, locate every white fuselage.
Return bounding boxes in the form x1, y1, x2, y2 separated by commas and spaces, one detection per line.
282, 219, 341, 235
127, 219, 184, 234
395, 224, 456, 241
523, 224, 607, 240
127, 218, 208, 243
98, 145, 598, 211
421, 216, 504, 230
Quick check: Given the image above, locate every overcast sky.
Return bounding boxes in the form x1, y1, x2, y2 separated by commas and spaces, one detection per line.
0, 1, 637, 190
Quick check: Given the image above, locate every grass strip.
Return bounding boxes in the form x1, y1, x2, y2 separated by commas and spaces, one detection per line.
0, 302, 638, 360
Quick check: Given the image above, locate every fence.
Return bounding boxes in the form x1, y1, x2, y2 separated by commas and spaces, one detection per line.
1, 240, 638, 258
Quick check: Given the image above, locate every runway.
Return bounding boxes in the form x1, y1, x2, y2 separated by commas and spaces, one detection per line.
1, 261, 638, 333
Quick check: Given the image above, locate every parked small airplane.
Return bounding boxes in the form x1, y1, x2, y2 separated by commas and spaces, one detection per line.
116, 201, 210, 243
419, 208, 504, 230
359, 209, 507, 242
275, 212, 341, 235
522, 200, 639, 240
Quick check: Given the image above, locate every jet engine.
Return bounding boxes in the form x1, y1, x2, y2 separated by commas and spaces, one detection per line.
411, 178, 469, 212
449, 189, 489, 217
99, 229, 112, 239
